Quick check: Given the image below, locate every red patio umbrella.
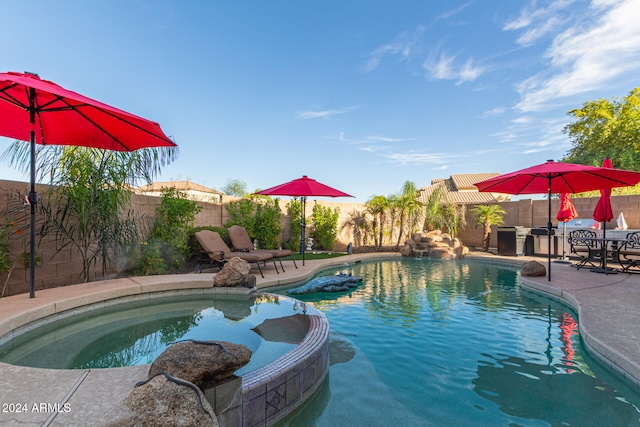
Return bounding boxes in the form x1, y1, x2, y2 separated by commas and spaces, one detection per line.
254, 176, 353, 265
593, 158, 614, 226
592, 158, 615, 273
556, 193, 578, 262
0, 71, 176, 298
475, 160, 640, 280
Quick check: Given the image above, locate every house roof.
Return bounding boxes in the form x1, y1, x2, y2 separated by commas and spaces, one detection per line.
137, 181, 223, 195
418, 173, 509, 204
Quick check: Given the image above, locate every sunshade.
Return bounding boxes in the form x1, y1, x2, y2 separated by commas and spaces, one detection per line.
475, 160, 640, 280
593, 158, 614, 223
592, 158, 615, 273
556, 193, 578, 222
0, 71, 176, 298
255, 176, 353, 265
556, 193, 578, 262
256, 175, 352, 198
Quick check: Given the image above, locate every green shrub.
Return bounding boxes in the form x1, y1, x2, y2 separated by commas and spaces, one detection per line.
310, 204, 339, 250
0, 225, 11, 275
286, 199, 302, 252
134, 239, 167, 275
225, 197, 283, 249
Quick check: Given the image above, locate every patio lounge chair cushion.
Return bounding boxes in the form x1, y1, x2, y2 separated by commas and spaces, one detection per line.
227, 225, 297, 271
194, 230, 275, 277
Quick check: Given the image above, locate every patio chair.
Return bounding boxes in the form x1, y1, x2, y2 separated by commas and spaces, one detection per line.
227, 225, 298, 272
567, 229, 600, 270
616, 231, 640, 273
194, 230, 277, 278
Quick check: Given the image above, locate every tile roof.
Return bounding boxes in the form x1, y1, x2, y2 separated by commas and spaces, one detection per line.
137, 181, 223, 195
418, 173, 510, 205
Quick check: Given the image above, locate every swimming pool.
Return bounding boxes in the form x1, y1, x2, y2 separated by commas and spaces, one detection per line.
0, 293, 303, 375
274, 258, 640, 426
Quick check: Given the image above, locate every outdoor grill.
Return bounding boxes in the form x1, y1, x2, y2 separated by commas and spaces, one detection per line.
529, 227, 557, 256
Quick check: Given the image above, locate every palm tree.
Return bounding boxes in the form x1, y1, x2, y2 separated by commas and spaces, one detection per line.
394, 181, 423, 248
340, 209, 370, 246
365, 195, 389, 248
471, 204, 506, 252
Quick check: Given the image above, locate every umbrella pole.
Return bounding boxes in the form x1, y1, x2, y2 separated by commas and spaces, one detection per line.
547, 184, 552, 281
300, 196, 306, 266
28, 87, 37, 298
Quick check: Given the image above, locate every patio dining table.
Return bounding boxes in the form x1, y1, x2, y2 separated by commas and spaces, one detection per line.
582, 236, 629, 275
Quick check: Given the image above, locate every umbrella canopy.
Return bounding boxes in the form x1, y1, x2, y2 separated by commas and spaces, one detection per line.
557, 193, 578, 222
593, 158, 614, 223
255, 176, 353, 265
557, 193, 578, 262
475, 160, 640, 281
0, 71, 176, 298
256, 175, 352, 198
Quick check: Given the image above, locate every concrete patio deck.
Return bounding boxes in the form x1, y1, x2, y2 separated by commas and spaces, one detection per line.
0, 251, 639, 426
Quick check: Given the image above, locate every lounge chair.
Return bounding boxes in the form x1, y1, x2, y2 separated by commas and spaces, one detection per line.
227, 225, 298, 272
194, 230, 277, 278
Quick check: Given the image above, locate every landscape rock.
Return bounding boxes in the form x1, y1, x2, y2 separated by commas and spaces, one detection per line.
402, 230, 468, 259
522, 261, 547, 277
149, 340, 252, 389
213, 257, 255, 288
125, 373, 218, 427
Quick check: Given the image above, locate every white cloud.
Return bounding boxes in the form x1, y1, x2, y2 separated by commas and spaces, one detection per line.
298, 106, 360, 119
515, 0, 640, 112
423, 53, 484, 84
481, 107, 506, 118
366, 135, 415, 143
504, 0, 577, 45
362, 26, 427, 72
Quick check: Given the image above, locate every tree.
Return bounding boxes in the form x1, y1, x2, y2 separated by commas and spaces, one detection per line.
340, 209, 370, 246
1, 143, 177, 281
563, 88, 640, 171
365, 195, 389, 248
221, 179, 247, 197
422, 184, 465, 237
393, 181, 423, 248
471, 204, 506, 252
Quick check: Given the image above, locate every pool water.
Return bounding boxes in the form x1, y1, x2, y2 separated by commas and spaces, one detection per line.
274, 258, 640, 427
0, 293, 302, 375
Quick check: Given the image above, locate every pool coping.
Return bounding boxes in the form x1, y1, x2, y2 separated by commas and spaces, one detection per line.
1, 251, 640, 425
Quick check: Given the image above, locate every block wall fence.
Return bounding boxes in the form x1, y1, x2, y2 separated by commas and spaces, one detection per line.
1, 179, 638, 296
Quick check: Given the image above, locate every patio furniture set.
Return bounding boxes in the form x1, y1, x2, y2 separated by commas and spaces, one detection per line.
193, 226, 298, 277
567, 230, 640, 274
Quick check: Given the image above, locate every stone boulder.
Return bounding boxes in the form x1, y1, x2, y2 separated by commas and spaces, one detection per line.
213, 257, 256, 288
149, 340, 252, 389
125, 372, 218, 427
401, 230, 469, 260
521, 261, 547, 277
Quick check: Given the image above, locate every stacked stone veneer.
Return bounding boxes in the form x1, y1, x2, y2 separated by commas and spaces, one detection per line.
400, 230, 469, 259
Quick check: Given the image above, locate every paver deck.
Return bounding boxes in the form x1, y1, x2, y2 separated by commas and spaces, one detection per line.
0, 252, 639, 426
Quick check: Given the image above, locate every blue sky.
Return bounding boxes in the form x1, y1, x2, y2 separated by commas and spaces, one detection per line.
1, 0, 639, 202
